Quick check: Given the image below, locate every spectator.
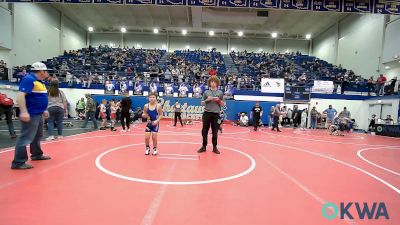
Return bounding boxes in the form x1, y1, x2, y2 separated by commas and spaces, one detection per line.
271, 104, 282, 132
300, 108, 308, 130
46, 81, 67, 140
66, 72, 74, 87
251, 101, 263, 131
285, 108, 292, 126
323, 105, 337, 128
209, 68, 217, 76
11, 62, 51, 170
338, 107, 351, 119
269, 106, 275, 127
368, 114, 376, 132
292, 105, 301, 128
376, 74, 387, 96
120, 92, 132, 132
76, 97, 86, 119
0, 93, 17, 138
80, 94, 98, 129
310, 106, 318, 129
387, 77, 398, 95
237, 113, 249, 127
367, 76, 375, 96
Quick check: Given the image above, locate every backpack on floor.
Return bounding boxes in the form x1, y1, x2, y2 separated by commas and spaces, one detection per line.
0, 93, 14, 107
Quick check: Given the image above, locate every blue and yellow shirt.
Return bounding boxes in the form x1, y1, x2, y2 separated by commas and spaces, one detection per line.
19, 73, 48, 115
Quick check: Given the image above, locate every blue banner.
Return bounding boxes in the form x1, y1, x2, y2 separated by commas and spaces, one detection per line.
374, 0, 400, 14
343, 0, 373, 13
219, 0, 250, 7
281, 0, 311, 10
33, 0, 63, 2
64, 0, 93, 2
188, 0, 218, 6
125, 0, 155, 4
5, 0, 33, 2
312, 0, 342, 12
250, 0, 279, 8
156, 0, 187, 5
94, 0, 123, 3
284, 86, 311, 102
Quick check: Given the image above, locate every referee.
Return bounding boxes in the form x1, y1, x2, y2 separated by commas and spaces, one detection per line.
197, 76, 224, 154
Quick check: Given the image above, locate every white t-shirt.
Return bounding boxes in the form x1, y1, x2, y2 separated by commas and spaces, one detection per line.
240, 115, 249, 124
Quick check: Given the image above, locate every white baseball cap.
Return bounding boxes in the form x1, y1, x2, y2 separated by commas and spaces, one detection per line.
31, 62, 48, 71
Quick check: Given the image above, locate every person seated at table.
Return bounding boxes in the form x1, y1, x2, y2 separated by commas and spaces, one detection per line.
385, 115, 394, 125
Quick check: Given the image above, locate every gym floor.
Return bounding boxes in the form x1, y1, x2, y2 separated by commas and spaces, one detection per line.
0, 121, 399, 225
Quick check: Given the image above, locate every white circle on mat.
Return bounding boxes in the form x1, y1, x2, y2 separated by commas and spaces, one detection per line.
95, 141, 256, 185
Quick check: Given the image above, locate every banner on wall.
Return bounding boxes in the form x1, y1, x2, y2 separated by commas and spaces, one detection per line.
280, 0, 312, 10
374, 0, 400, 14
118, 81, 129, 96
261, 78, 285, 93
312, 80, 334, 93
312, 0, 342, 12
188, 0, 218, 6
3, 0, 400, 14
343, 0, 373, 13
284, 86, 311, 102
104, 80, 116, 95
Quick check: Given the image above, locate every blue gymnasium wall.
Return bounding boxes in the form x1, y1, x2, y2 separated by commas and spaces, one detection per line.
92, 95, 278, 124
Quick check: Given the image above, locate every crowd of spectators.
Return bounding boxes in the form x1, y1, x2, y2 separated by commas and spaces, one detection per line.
7, 47, 399, 96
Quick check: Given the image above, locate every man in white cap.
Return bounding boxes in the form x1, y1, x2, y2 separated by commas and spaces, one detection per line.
11, 62, 51, 169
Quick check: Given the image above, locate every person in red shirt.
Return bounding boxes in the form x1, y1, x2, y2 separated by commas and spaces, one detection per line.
376, 74, 387, 96
208, 68, 217, 76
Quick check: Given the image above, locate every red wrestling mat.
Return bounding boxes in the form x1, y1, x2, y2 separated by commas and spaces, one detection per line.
0, 122, 399, 225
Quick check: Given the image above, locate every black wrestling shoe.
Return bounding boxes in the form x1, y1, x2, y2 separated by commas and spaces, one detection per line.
31, 155, 51, 161
212, 147, 220, 154
197, 146, 206, 153
11, 163, 34, 170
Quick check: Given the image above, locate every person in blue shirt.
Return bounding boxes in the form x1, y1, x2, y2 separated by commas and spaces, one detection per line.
323, 105, 337, 129
11, 62, 51, 170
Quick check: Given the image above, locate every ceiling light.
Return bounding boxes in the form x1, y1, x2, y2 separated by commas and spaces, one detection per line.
121, 27, 127, 33
271, 32, 278, 38
238, 31, 243, 37
230, 47, 236, 51
209, 30, 215, 36
385, 66, 390, 69
153, 28, 159, 34
306, 34, 312, 39
88, 27, 94, 32
182, 30, 187, 35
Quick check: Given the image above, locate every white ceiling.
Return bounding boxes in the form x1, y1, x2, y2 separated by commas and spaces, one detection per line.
51, 4, 349, 38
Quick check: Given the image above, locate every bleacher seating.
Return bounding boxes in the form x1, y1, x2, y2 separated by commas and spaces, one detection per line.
9, 47, 398, 95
